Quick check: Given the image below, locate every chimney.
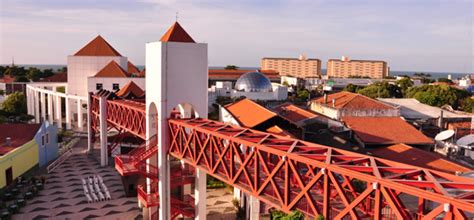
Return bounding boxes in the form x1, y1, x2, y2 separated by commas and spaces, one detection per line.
6, 137, 11, 146
438, 110, 444, 128
332, 98, 336, 107
324, 93, 328, 104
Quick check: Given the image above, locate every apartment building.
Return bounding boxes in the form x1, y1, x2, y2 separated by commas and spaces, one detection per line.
327, 56, 389, 79
261, 54, 322, 78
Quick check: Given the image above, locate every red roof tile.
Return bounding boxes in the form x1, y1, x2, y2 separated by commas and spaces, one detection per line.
0, 124, 41, 156
370, 144, 471, 174
342, 116, 433, 145
160, 22, 195, 43
0, 75, 15, 83
74, 35, 122, 56
273, 103, 320, 125
225, 99, 276, 128
94, 61, 130, 78
266, 125, 295, 138
312, 91, 395, 110
127, 61, 140, 75
115, 81, 145, 98
38, 73, 67, 82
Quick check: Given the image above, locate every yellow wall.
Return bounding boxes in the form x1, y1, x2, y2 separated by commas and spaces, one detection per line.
0, 140, 39, 188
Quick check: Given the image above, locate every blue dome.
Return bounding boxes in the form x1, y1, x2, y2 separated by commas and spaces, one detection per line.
234, 71, 272, 92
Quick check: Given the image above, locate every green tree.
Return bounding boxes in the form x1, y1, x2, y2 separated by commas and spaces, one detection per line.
461, 97, 474, 113
343, 83, 363, 93
296, 89, 310, 101
396, 77, 413, 94
1, 92, 27, 115
437, 78, 453, 83
405, 84, 469, 108
15, 75, 29, 82
224, 65, 239, 70
357, 81, 402, 99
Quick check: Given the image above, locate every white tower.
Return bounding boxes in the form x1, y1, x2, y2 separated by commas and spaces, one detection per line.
145, 22, 208, 219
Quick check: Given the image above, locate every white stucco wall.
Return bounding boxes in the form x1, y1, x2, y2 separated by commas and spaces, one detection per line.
67, 55, 127, 97
87, 77, 146, 93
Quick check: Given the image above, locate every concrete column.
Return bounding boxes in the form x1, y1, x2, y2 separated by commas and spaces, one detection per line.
87, 94, 92, 152
249, 196, 261, 220
195, 168, 207, 220
26, 87, 32, 115
40, 92, 46, 122
158, 118, 170, 220
55, 95, 62, 129
65, 97, 71, 129
181, 161, 192, 195
34, 91, 40, 123
99, 97, 108, 167
48, 94, 54, 123
77, 99, 83, 129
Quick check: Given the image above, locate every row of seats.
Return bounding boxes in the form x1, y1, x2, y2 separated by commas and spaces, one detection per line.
82, 175, 111, 203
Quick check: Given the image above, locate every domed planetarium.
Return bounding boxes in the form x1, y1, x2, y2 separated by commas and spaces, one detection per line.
209, 70, 288, 101
234, 71, 273, 92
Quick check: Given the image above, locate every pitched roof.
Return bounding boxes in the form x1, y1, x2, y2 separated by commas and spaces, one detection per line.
225, 98, 276, 128
0, 124, 41, 156
38, 73, 67, 82
127, 61, 140, 75
342, 116, 433, 145
115, 81, 145, 98
94, 61, 130, 78
160, 22, 195, 43
312, 91, 395, 111
0, 75, 15, 83
370, 144, 471, 174
74, 35, 122, 56
273, 103, 320, 125
266, 125, 295, 138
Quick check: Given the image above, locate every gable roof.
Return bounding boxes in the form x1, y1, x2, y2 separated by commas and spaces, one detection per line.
74, 35, 122, 56
115, 81, 145, 98
225, 98, 276, 128
160, 22, 195, 43
0, 124, 41, 156
94, 61, 130, 78
370, 144, 470, 174
312, 91, 395, 111
0, 75, 15, 83
342, 116, 433, 145
273, 103, 320, 125
127, 61, 140, 75
266, 125, 295, 138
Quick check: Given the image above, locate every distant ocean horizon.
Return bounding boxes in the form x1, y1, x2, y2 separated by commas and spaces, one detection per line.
4, 64, 472, 79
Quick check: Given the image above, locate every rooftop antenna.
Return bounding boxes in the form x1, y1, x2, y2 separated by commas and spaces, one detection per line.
11, 56, 14, 66
175, 11, 179, 22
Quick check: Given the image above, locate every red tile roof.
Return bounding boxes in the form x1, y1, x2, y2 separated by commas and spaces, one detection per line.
115, 81, 145, 98
0, 124, 41, 156
225, 99, 276, 128
273, 103, 320, 125
74, 35, 122, 56
160, 22, 195, 43
0, 75, 15, 83
266, 125, 295, 138
370, 144, 471, 174
342, 116, 433, 145
94, 61, 130, 78
38, 73, 67, 82
127, 61, 140, 75
312, 91, 395, 110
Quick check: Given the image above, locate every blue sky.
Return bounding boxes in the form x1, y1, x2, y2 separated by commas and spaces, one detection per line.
0, 0, 472, 73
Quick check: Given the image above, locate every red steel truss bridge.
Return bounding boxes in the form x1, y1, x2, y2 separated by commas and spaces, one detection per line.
90, 96, 474, 219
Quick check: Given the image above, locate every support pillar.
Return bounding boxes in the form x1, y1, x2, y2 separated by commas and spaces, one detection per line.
195, 168, 207, 220
40, 92, 46, 122
158, 118, 170, 220
99, 97, 108, 167
26, 87, 32, 115
249, 196, 260, 220
87, 94, 92, 152
77, 99, 83, 129
65, 97, 71, 130
34, 91, 40, 123
55, 95, 62, 129
48, 94, 54, 123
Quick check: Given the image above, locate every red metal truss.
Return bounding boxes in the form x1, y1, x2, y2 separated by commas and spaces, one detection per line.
90, 95, 146, 140
168, 118, 474, 219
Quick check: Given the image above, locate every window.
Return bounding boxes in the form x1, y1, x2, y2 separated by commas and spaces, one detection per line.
41, 135, 45, 146
96, 83, 103, 90
46, 133, 49, 144
113, 83, 120, 90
